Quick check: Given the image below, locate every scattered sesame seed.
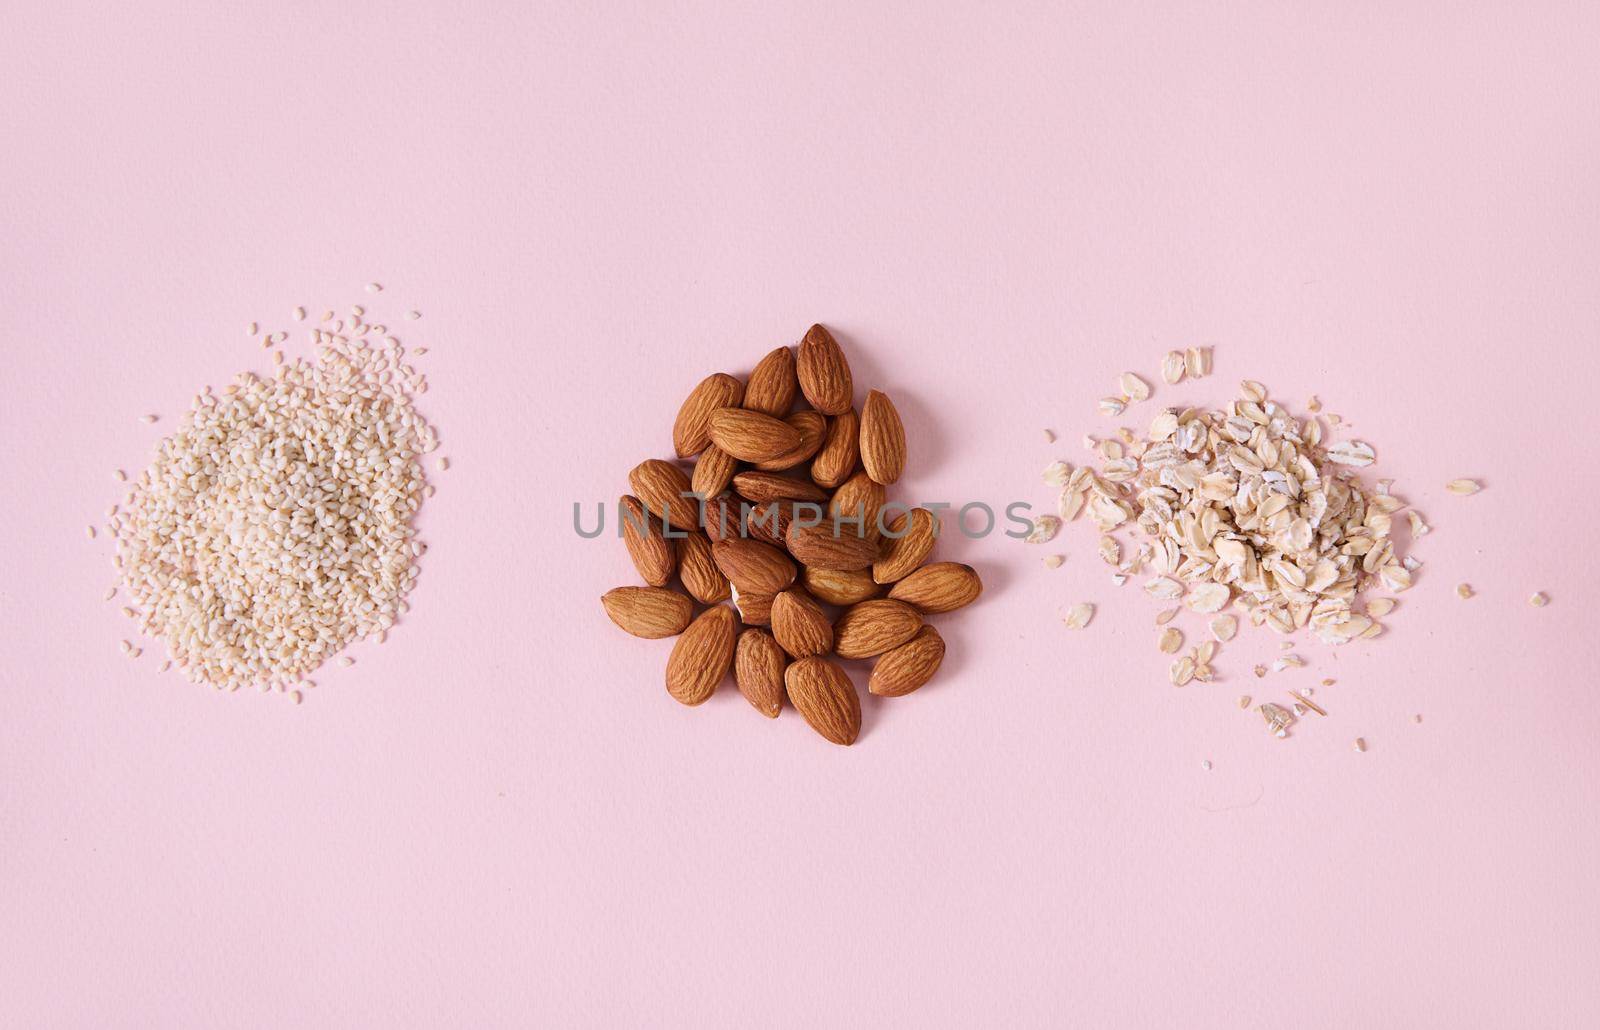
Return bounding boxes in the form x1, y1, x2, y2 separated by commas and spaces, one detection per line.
103, 587, 117, 601
406, 310, 421, 320
412, 347, 428, 356
292, 690, 304, 705
366, 282, 382, 293
1353, 737, 1367, 753
436, 457, 449, 472
140, 414, 158, 424
1457, 583, 1474, 599
1413, 714, 1422, 724
293, 306, 306, 321
160, 660, 172, 673
247, 322, 258, 336
120, 639, 131, 653
1238, 695, 1251, 709
1201, 760, 1213, 771
85, 524, 97, 539
128, 647, 142, 659
114, 468, 127, 482
340, 657, 355, 667
1529, 592, 1548, 607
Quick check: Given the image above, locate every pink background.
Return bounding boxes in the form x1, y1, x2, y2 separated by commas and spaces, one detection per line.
3, 3, 1598, 1027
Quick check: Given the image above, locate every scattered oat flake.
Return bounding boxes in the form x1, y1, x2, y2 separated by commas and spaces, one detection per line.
1238, 695, 1251, 709
1144, 576, 1183, 600
1366, 597, 1396, 618
1155, 607, 1179, 626
1042, 460, 1072, 486
1446, 479, 1481, 496
1170, 656, 1196, 686
1111, 574, 1127, 586
1063, 603, 1094, 629
1158, 627, 1184, 654
1529, 592, 1548, 607
1098, 397, 1126, 417
1457, 583, 1474, 599
1326, 440, 1376, 467
1306, 395, 1321, 412
1253, 665, 1267, 678
1289, 691, 1326, 716
1184, 583, 1230, 613
1025, 515, 1061, 543
1119, 372, 1151, 401
1161, 351, 1186, 385
1209, 615, 1237, 642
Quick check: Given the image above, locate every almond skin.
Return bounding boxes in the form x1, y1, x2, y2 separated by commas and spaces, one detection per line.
833, 599, 923, 659
629, 459, 698, 530
701, 493, 741, 543
673, 373, 744, 458
707, 408, 802, 463
859, 389, 907, 485
786, 518, 879, 572
733, 470, 827, 505
620, 495, 675, 586
730, 584, 774, 625
754, 410, 826, 472
746, 499, 804, 549
784, 657, 861, 746
675, 532, 730, 604
829, 470, 887, 541
691, 444, 738, 499
770, 588, 834, 658
887, 562, 982, 614
601, 586, 694, 639
796, 324, 853, 415
872, 507, 937, 584
744, 346, 797, 417
665, 605, 736, 706
802, 565, 883, 606
712, 537, 797, 595
868, 625, 945, 697
735, 629, 786, 717
810, 409, 859, 489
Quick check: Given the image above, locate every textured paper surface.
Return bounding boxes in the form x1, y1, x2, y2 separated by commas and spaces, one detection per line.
2, 3, 1598, 1027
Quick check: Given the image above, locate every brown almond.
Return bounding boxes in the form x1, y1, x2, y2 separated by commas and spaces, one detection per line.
859, 389, 907, 485
746, 499, 806, 549
786, 518, 879, 572
735, 629, 786, 717
629, 459, 698, 530
872, 507, 937, 584
784, 657, 861, 746
601, 586, 693, 639
733, 470, 827, 505
770, 588, 834, 658
744, 346, 797, 417
701, 493, 741, 543
810, 409, 859, 489
620, 494, 675, 586
691, 444, 738, 499
664, 605, 736, 706
868, 625, 945, 697
888, 562, 982, 614
711, 538, 797, 595
833, 598, 923, 659
829, 470, 887, 541
730, 585, 774, 625
754, 410, 826, 472
673, 373, 743, 458
796, 324, 853, 415
675, 532, 730, 604
707, 408, 802, 463
802, 565, 883, 606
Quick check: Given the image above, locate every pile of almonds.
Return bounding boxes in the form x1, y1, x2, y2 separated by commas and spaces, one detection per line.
601, 324, 981, 746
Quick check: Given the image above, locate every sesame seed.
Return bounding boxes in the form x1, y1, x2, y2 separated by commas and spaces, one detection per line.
103, 587, 117, 601
340, 657, 355, 667
366, 282, 382, 293
1200, 760, 1212, 771
85, 524, 97, 539
114, 468, 127, 482
120, 639, 132, 653
292, 690, 304, 705
293, 306, 306, 321
247, 322, 258, 336
1353, 737, 1367, 753
140, 414, 158, 424
436, 457, 449, 472
406, 310, 421, 320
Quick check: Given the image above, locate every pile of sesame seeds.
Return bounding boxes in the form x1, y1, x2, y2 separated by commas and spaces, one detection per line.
100, 292, 441, 698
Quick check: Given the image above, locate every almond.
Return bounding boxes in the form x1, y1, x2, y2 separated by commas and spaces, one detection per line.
784, 656, 861, 746
730, 584, 774, 625
712, 537, 797, 594
733, 470, 827, 505
701, 493, 741, 543
629, 459, 698, 530
754, 410, 826, 471
601, 586, 693, 639
673, 372, 743, 458
872, 507, 937, 584
833, 598, 923, 659
796, 323, 853, 415
859, 389, 906, 485
802, 565, 883, 606
675, 532, 729, 604
707, 408, 802, 463
620, 494, 675, 586
664, 605, 736, 706
786, 518, 879, 572
888, 562, 982, 614
770, 588, 834, 658
868, 625, 945, 697
744, 346, 797, 417
735, 629, 786, 717
829, 470, 887, 541
746, 499, 804, 548
810, 408, 859, 489
691, 444, 738, 499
